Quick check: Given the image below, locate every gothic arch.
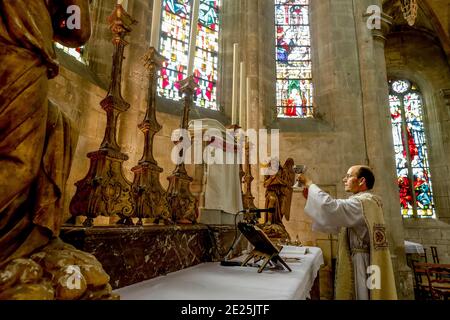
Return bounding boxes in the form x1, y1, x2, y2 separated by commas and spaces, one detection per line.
386, 30, 450, 221
383, 0, 450, 57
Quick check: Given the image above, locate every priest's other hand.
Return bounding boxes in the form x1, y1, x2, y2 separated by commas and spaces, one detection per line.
297, 173, 313, 188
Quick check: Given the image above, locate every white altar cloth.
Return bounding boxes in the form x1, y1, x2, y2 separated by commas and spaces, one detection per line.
404, 240, 425, 254
115, 246, 324, 300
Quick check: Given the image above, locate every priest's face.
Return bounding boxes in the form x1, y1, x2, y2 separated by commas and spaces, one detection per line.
343, 166, 361, 194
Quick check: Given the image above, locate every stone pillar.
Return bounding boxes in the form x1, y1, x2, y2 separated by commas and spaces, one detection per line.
437, 88, 450, 224
117, 0, 153, 180
86, 0, 117, 85
220, 0, 242, 119
246, 0, 279, 208
310, 0, 367, 164
220, 0, 278, 209
244, 0, 260, 207
356, 0, 414, 299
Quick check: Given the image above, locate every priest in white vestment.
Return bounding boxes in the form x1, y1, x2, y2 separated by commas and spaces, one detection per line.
297, 165, 397, 300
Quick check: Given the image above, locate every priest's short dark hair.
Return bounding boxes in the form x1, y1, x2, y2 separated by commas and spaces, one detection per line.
358, 166, 375, 190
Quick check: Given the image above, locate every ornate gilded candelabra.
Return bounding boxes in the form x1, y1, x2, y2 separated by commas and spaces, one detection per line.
69, 5, 137, 227
131, 48, 171, 225
166, 76, 199, 224
242, 137, 256, 210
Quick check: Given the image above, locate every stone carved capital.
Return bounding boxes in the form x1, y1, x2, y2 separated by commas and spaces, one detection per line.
371, 13, 394, 43
363, 11, 394, 44
440, 88, 450, 108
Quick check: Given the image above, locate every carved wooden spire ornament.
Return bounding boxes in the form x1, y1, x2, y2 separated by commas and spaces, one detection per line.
69, 4, 137, 227
166, 76, 199, 224
131, 47, 172, 225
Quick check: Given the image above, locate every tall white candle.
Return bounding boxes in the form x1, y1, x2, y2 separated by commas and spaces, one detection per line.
150, 0, 162, 49
246, 77, 251, 131
239, 62, 246, 129
231, 43, 239, 124
187, 0, 200, 76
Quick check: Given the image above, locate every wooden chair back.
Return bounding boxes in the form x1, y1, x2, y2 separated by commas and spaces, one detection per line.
412, 261, 431, 300
426, 263, 450, 300
430, 246, 439, 264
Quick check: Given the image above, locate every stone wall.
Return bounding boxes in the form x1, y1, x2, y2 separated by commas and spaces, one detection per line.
404, 218, 450, 263
49, 54, 107, 220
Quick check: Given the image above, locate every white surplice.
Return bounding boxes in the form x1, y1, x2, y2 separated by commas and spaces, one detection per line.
304, 184, 370, 300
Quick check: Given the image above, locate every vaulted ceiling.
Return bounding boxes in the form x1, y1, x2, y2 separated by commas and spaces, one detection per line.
383, 0, 450, 56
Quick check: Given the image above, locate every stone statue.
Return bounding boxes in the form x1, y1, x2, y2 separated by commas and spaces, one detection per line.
0, 0, 116, 300
262, 158, 296, 240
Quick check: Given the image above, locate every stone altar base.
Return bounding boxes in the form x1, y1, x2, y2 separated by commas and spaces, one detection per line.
60, 224, 247, 289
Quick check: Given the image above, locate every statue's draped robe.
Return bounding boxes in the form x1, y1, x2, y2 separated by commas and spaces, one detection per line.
304, 185, 397, 300
0, 0, 75, 266
264, 166, 294, 225
280, 165, 295, 222
264, 174, 284, 224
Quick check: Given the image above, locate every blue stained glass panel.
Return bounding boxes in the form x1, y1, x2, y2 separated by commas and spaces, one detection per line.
202, 0, 219, 9
165, 0, 190, 17
198, 3, 219, 31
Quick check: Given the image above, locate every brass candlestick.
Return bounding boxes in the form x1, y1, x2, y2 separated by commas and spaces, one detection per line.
227, 125, 246, 205
131, 48, 171, 225
69, 5, 137, 227
242, 136, 256, 210
166, 75, 199, 224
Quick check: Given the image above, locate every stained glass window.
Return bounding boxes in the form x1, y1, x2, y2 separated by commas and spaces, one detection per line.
389, 80, 435, 218
275, 0, 313, 118
158, 0, 220, 110
55, 43, 87, 64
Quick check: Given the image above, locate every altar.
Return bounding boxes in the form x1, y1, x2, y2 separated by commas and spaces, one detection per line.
115, 246, 324, 300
